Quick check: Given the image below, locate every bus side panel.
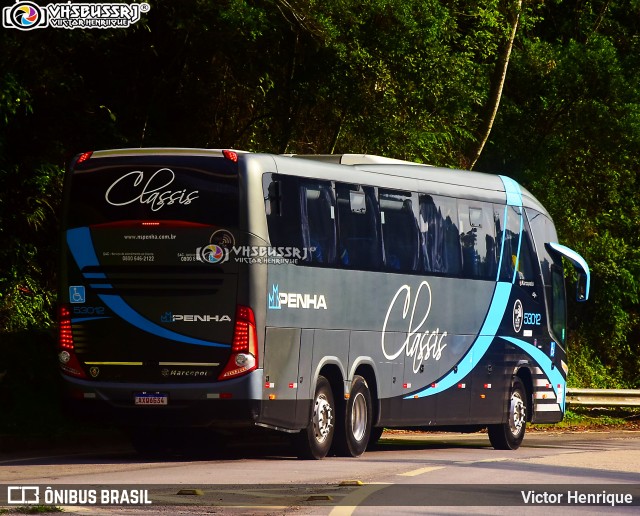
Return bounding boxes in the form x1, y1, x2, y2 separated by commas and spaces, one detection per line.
296, 329, 315, 426
260, 327, 302, 429
347, 331, 384, 425
370, 331, 405, 426
311, 329, 349, 392
469, 341, 509, 423
435, 365, 472, 425
401, 354, 438, 426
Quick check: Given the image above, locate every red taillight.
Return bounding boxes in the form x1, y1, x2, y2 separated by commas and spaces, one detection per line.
76, 151, 93, 164
58, 306, 74, 350
58, 305, 87, 379
232, 305, 254, 351
223, 149, 239, 163
218, 305, 258, 381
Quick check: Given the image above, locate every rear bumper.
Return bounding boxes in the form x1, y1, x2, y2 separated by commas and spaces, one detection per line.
61, 369, 264, 429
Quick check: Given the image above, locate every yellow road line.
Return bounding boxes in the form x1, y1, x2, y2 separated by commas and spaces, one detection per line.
328, 483, 388, 516
397, 465, 445, 477
456, 457, 510, 464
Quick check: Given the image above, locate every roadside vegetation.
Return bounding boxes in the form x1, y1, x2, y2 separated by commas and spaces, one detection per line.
1, 2, 639, 434
531, 408, 640, 432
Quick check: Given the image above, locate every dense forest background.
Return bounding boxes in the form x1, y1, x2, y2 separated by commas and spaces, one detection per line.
0, 0, 638, 387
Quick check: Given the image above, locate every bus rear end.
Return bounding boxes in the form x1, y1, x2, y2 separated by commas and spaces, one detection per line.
58, 149, 262, 438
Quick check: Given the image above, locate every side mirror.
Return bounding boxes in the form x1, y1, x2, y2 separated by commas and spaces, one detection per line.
576, 273, 588, 302
546, 243, 590, 302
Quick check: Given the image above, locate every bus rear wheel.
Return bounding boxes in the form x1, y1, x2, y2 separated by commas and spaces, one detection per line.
296, 375, 335, 459
488, 377, 527, 450
367, 426, 384, 450
333, 375, 372, 457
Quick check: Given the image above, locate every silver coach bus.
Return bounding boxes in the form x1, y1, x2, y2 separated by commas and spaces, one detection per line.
58, 149, 589, 458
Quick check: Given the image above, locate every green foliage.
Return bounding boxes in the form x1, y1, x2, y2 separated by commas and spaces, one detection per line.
0, 165, 63, 332
11, 506, 63, 514
480, 0, 640, 387
0, 73, 32, 127
567, 339, 625, 388
0, 0, 638, 387
543, 408, 632, 428
562, 410, 581, 422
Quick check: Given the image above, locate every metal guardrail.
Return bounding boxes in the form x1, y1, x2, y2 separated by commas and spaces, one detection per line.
566, 388, 640, 408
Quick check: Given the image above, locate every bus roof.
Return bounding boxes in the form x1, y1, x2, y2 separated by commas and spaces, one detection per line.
77, 148, 549, 216
275, 154, 548, 216
89, 148, 245, 159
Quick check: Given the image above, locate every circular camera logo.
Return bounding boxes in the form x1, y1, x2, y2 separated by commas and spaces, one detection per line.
513, 299, 523, 333
210, 229, 235, 248
199, 244, 227, 264
196, 229, 234, 264
7, 2, 44, 30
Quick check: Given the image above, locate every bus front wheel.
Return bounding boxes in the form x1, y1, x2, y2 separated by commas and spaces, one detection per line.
333, 375, 372, 457
296, 375, 335, 459
488, 377, 527, 450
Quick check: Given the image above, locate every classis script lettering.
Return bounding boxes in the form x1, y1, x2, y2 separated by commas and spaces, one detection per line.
105, 169, 199, 212
382, 281, 448, 374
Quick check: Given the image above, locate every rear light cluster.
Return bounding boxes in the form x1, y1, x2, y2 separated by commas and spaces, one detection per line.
218, 305, 258, 381
222, 149, 238, 163
57, 305, 87, 379
76, 151, 93, 164
58, 306, 74, 350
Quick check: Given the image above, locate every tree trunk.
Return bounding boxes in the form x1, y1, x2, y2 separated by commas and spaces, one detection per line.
468, 0, 522, 170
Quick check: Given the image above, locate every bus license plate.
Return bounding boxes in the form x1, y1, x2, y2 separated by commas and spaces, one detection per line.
134, 393, 168, 406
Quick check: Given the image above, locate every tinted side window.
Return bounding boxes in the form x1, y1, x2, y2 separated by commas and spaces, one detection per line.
497, 205, 523, 282
264, 174, 302, 250
300, 180, 337, 265
527, 208, 558, 286
496, 204, 539, 287
458, 201, 497, 279
419, 194, 462, 276
335, 183, 382, 270
379, 190, 420, 272
551, 265, 567, 346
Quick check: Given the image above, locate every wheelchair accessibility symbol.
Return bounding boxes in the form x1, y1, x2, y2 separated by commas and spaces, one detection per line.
70, 286, 86, 304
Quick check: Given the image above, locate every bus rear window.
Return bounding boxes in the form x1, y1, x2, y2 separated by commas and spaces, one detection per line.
66, 156, 239, 228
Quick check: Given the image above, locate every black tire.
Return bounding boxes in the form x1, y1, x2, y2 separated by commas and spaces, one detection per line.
296, 375, 335, 460
488, 377, 527, 450
333, 375, 373, 457
366, 426, 385, 451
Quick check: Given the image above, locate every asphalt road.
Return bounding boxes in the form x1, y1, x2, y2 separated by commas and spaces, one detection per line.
1, 429, 639, 514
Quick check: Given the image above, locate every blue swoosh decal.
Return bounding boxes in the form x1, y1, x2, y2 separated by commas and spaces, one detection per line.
67, 227, 100, 270
98, 294, 229, 348
71, 316, 111, 323
500, 175, 524, 206
66, 227, 230, 349
499, 336, 566, 408
408, 282, 512, 398
406, 175, 526, 399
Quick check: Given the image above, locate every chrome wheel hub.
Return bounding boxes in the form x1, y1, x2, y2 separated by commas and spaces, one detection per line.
313, 394, 333, 443
509, 391, 526, 436
351, 392, 368, 442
